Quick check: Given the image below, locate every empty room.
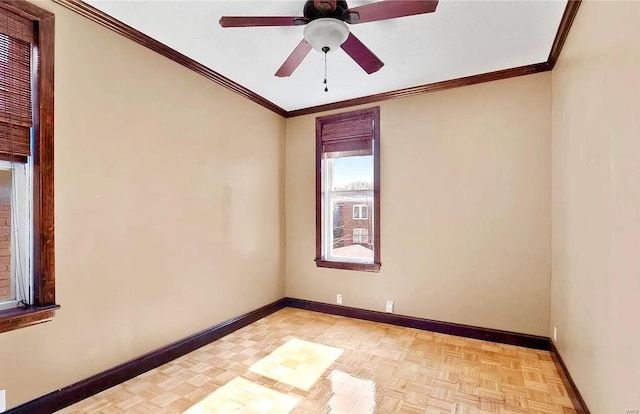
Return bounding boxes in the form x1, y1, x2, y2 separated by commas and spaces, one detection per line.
0, 0, 637, 413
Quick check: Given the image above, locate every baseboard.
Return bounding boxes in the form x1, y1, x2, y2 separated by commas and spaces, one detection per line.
549, 341, 591, 413
6, 298, 288, 414
285, 297, 550, 350
287, 297, 590, 412
7, 297, 589, 414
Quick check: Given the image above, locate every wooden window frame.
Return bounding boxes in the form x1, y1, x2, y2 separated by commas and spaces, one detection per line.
0, 1, 57, 334
315, 107, 381, 273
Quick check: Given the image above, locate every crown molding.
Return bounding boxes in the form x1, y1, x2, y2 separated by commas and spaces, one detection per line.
547, 0, 581, 69
52, 0, 581, 118
51, 0, 288, 117
287, 62, 551, 117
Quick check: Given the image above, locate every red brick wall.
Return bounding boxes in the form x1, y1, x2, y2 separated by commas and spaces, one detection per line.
334, 200, 373, 248
0, 201, 11, 300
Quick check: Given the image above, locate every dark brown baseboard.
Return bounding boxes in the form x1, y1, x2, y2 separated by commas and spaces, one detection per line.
6, 298, 288, 414
549, 340, 591, 413
7, 297, 589, 414
285, 297, 550, 350
287, 297, 590, 413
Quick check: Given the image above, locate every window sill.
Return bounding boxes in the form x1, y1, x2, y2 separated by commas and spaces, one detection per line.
315, 259, 381, 273
0, 304, 60, 334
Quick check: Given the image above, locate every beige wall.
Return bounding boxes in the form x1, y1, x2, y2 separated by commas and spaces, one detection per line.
9, 1, 638, 409
551, 1, 640, 412
286, 73, 551, 336
0, 2, 285, 408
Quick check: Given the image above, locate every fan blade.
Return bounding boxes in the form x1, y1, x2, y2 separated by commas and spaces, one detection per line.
340, 33, 384, 74
275, 39, 313, 77
219, 16, 307, 27
345, 0, 438, 24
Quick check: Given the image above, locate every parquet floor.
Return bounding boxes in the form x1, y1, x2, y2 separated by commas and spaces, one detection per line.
58, 308, 576, 414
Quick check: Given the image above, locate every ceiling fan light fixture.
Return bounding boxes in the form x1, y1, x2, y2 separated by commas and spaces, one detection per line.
303, 18, 349, 53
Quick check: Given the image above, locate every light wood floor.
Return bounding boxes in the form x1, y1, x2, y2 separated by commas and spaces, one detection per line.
58, 308, 576, 414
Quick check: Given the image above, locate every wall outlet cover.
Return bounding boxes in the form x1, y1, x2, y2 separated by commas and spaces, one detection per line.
385, 300, 394, 313
553, 326, 557, 342
336, 294, 343, 305
0, 389, 6, 412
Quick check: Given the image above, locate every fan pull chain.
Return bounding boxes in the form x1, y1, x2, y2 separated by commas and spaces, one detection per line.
322, 46, 329, 92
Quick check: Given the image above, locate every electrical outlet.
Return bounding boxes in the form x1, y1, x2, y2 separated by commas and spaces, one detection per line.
1, 389, 6, 412
385, 300, 394, 313
336, 294, 343, 305
553, 326, 557, 342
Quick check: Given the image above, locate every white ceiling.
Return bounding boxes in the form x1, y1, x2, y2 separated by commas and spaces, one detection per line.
86, 0, 567, 112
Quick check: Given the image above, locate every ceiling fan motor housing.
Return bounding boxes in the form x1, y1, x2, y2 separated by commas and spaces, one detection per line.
303, 0, 350, 20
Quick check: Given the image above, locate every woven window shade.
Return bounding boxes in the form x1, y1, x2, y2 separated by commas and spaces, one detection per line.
0, 8, 33, 163
320, 112, 374, 158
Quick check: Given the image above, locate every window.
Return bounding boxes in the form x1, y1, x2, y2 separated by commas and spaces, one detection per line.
0, 3, 56, 334
315, 107, 380, 272
353, 204, 368, 220
0, 163, 32, 311
352, 228, 369, 244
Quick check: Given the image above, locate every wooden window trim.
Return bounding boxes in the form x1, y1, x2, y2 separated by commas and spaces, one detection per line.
315, 259, 381, 273
315, 107, 381, 272
0, 1, 56, 334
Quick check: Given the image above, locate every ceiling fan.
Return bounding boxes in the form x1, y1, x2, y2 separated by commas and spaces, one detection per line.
219, 0, 439, 78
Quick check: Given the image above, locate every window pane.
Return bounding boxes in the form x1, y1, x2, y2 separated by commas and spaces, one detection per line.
0, 169, 12, 302
323, 154, 374, 263
352, 228, 369, 244
0, 163, 31, 309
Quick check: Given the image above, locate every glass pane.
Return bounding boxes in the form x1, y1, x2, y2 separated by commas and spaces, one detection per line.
323, 154, 374, 263
0, 169, 13, 302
